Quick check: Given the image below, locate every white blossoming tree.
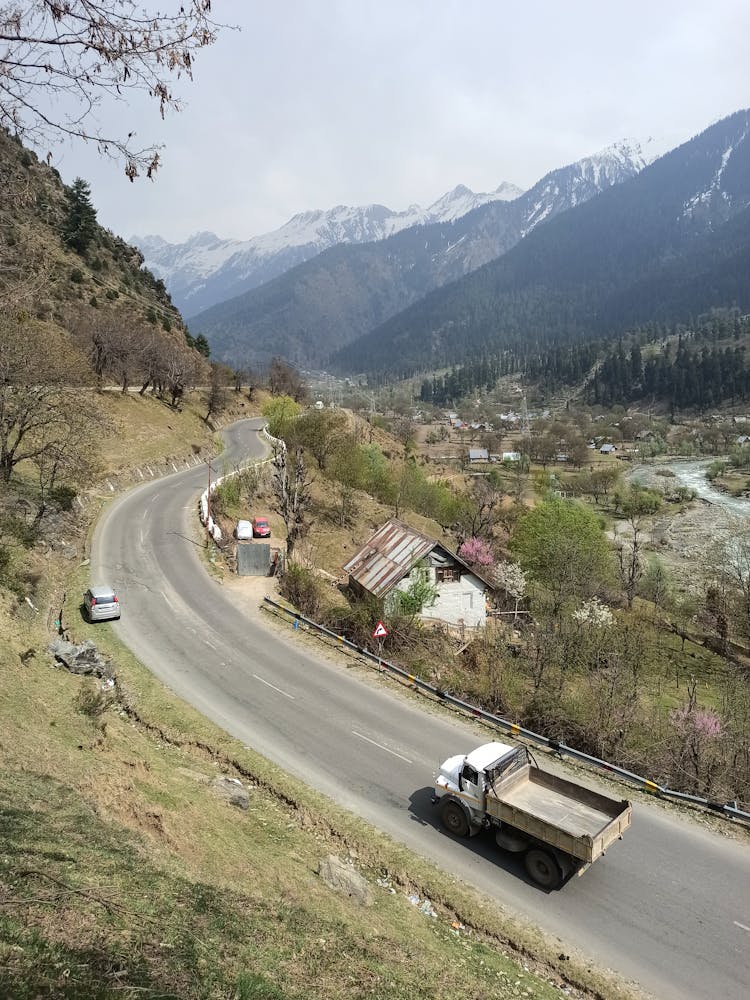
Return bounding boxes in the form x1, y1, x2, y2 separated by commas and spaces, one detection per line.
572, 597, 614, 629
494, 560, 527, 620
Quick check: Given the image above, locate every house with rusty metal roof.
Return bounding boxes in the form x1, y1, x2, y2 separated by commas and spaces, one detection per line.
342, 518, 494, 628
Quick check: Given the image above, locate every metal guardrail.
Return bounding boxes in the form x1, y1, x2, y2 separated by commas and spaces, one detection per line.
263, 596, 750, 826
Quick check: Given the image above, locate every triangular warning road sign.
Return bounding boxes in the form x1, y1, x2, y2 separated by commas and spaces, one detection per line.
372, 620, 388, 638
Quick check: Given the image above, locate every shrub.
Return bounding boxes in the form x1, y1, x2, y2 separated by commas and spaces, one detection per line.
75, 678, 115, 719
322, 597, 421, 655
50, 485, 77, 511
105, 288, 119, 300
279, 563, 323, 618
261, 396, 301, 439
89, 295, 98, 307
322, 599, 380, 648
212, 466, 259, 514
359, 444, 396, 504
0, 545, 15, 586
392, 562, 438, 617
70, 267, 84, 284
1, 513, 38, 549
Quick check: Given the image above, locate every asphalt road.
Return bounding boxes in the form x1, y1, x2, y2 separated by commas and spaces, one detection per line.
92, 418, 750, 1000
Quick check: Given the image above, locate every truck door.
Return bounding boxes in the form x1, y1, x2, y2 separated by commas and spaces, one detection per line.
459, 763, 484, 809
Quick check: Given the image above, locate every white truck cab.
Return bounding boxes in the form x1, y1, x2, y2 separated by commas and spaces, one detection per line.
434, 741, 520, 834
436, 742, 516, 804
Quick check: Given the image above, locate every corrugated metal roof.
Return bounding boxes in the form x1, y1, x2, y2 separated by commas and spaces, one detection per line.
343, 519, 435, 598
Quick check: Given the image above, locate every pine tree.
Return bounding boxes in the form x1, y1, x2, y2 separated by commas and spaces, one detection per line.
62, 177, 98, 254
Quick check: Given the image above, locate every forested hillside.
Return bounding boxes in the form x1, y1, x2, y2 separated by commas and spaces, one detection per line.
590, 312, 750, 411
332, 110, 750, 379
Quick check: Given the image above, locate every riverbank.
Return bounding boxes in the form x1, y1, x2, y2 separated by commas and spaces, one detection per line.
623, 458, 748, 589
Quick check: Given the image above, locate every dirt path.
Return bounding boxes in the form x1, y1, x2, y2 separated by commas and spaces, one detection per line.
220, 572, 281, 615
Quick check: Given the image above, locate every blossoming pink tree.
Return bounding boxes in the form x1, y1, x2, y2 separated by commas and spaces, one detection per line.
669, 678, 725, 796
458, 537, 495, 568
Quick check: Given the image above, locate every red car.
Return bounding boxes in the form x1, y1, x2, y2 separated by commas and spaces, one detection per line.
252, 516, 271, 538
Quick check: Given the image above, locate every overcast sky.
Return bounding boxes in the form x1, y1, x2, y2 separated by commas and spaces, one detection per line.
52, 0, 750, 245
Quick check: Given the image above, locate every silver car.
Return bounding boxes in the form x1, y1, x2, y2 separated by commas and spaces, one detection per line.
84, 585, 121, 622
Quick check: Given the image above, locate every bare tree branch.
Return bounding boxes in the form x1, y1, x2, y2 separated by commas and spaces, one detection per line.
0, 1, 228, 178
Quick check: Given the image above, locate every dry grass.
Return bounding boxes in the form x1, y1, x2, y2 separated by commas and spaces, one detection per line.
714, 469, 750, 496
95, 387, 260, 474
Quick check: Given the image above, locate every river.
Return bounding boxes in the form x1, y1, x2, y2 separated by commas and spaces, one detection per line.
623, 459, 749, 570
631, 458, 750, 514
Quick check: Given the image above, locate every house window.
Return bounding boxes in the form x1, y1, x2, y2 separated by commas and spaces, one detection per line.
436, 567, 457, 583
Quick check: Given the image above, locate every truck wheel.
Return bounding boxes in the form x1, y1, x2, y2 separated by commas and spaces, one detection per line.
439, 799, 470, 838
557, 855, 575, 882
524, 848, 563, 890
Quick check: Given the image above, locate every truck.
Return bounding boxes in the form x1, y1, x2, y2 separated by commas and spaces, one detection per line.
433, 741, 632, 889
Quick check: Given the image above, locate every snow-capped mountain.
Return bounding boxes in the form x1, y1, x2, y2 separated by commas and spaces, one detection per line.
133, 181, 524, 316
416, 137, 663, 281
519, 138, 661, 237
190, 136, 663, 369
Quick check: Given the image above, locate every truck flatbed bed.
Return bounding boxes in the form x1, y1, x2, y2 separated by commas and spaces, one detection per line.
487, 763, 632, 864
500, 778, 615, 839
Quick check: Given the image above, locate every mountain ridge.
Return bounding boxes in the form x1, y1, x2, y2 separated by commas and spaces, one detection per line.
330, 109, 750, 378
133, 180, 524, 316
189, 138, 658, 368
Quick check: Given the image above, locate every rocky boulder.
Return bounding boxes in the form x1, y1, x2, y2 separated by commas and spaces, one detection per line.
317, 854, 373, 907
211, 776, 251, 810
48, 638, 113, 679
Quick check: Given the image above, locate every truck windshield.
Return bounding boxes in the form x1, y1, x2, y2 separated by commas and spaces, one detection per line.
486, 747, 528, 789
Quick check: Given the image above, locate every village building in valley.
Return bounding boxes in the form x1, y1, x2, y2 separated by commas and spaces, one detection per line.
343, 519, 493, 628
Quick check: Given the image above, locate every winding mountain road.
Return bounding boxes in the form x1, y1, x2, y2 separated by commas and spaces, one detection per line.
92, 419, 750, 1000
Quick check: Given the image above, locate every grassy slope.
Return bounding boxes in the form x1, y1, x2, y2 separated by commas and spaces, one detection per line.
0, 391, 635, 1000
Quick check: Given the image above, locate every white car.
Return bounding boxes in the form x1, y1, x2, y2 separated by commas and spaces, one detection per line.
235, 519, 253, 540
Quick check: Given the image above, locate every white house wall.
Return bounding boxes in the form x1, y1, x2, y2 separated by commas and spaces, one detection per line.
393, 567, 487, 627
